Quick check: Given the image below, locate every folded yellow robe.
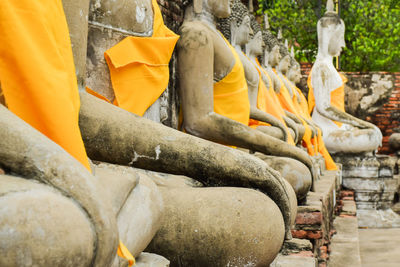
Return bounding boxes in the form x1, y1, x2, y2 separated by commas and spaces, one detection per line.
249, 59, 295, 145
104, 0, 179, 116
0, 0, 90, 171
213, 34, 250, 126
307, 70, 347, 127
273, 71, 314, 155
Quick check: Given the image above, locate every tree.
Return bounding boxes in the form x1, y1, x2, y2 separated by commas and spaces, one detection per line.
257, 0, 400, 72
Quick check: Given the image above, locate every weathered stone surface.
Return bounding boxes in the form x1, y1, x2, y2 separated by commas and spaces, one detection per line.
135, 252, 170, 267
342, 177, 397, 192
0, 105, 118, 267
341, 200, 356, 216
270, 254, 317, 267
147, 187, 285, 267
79, 92, 293, 239
0, 175, 95, 267
345, 73, 394, 120
329, 216, 361, 267
359, 228, 400, 267
256, 154, 312, 202
281, 238, 313, 255
357, 209, 400, 228
334, 155, 380, 178
389, 133, 400, 151
115, 169, 164, 258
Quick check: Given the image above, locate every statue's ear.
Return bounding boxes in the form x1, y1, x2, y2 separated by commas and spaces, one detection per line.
194, 0, 202, 14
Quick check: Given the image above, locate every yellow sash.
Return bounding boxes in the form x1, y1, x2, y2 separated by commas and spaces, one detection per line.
307, 70, 347, 127
249, 60, 295, 145
104, 0, 179, 116
294, 87, 337, 170
213, 35, 250, 126
273, 70, 314, 155
0, 0, 90, 171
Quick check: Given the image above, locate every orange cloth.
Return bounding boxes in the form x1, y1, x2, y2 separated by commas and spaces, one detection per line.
294, 87, 337, 170
213, 34, 250, 126
249, 59, 295, 145
104, 0, 179, 116
307, 70, 348, 127
0, 0, 90, 171
273, 70, 314, 155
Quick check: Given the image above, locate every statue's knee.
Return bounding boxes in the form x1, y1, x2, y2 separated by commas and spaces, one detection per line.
263, 156, 311, 201
148, 187, 285, 267
0, 178, 95, 267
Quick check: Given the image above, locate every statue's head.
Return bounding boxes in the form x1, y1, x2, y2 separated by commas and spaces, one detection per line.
279, 54, 291, 74
218, 0, 252, 46
246, 15, 264, 56
263, 30, 281, 67
288, 53, 302, 84
317, 0, 345, 57
195, 0, 231, 18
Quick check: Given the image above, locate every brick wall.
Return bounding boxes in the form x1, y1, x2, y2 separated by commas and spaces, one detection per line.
300, 63, 400, 155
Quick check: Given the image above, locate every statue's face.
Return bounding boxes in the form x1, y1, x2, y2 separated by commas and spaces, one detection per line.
328, 24, 345, 56
248, 31, 264, 56
236, 16, 252, 46
207, 0, 230, 18
279, 55, 291, 73
288, 66, 302, 84
268, 45, 281, 67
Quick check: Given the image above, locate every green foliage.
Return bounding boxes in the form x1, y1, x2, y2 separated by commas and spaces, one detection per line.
257, 0, 400, 72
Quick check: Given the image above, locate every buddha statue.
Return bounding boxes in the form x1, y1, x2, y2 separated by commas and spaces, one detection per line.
0, 0, 294, 266
308, 0, 382, 154
261, 29, 306, 144
218, 7, 311, 201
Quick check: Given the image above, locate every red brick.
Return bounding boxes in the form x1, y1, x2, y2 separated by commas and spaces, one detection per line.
290, 251, 314, 257
0, 168, 4, 175
319, 263, 327, 267
291, 229, 323, 239
295, 212, 323, 225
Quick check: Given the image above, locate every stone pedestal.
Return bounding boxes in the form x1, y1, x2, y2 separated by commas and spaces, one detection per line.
334, 154, 397, 210
333, 154, 400, 228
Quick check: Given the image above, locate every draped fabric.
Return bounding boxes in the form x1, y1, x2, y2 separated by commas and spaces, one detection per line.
273, 70, 314, 155
307, 70, 347, 127
103, 0, 179, 116
0, 0, 90, 170
213, 34, 250, 126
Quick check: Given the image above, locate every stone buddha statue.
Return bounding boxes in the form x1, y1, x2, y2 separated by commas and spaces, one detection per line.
216, 6, 311, 201
308, 0, 382, 154
0, 0, 296, 266
261, 29, 307, 144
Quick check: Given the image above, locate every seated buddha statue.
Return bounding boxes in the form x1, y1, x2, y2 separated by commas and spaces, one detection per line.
308, 0, 382, 154
220, 8, 311, 201
261, 28, 306, 145
0, 0, 292, 266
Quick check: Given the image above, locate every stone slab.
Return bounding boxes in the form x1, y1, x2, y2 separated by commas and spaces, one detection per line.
281, 238, 313, 255
270, 254, 317, 267
355, 191, 395, 202
329, 216, 361, 267
343, 177, 397, 191
356, 201, 392, 210
359, 228, 400, 267
341, 200, 356, 216
357, 209, 400, 228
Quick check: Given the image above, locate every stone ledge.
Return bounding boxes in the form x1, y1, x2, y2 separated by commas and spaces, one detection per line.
270, 253, 317, 267
329, 208, 361, 267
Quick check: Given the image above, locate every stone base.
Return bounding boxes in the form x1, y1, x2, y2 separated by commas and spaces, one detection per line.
333, 154, 398, 210
291, 170, 340, 266
270, 253, 317, 267
357, 209, 400, 228
329, 191, 362, 267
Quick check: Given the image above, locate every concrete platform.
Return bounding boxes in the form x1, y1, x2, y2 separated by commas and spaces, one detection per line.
359, 228, 400, 267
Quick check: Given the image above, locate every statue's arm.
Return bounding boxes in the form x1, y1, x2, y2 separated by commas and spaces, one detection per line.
312, 66, 374, 129
283, 116, 299, 143
250, 107, 289, 142
177, 25, 314, 176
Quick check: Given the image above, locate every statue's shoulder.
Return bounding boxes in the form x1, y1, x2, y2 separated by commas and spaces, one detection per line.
178, 22, 213, 50
311, 61, 331, 83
